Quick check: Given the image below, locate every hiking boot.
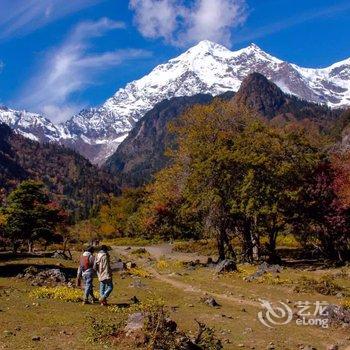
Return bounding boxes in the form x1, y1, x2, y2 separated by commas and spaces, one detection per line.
83, 299, 91, 305
100, 299, 107, 306
92, 297, 99, 303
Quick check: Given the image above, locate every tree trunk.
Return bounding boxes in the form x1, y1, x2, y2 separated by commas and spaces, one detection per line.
216, 233, 226, 262
12, 241, 19, 254
267, 229, 281, 264
223, 231, 236, 261
216, 226, 236, 263
28, 240, 33, 253
252, 232, 260, 261
63, 237, 68, 254
251, 215, 260, 261
318, 229, 337, 260
268, 232, 277, 253
241, 220, 253, 263
241, 219, 261, 263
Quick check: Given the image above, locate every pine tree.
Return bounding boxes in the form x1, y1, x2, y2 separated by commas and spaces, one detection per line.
3, 180, 63, 252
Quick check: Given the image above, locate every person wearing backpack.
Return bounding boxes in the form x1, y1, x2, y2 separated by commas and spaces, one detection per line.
94, 245, 113, 306
76, 246, 97, 304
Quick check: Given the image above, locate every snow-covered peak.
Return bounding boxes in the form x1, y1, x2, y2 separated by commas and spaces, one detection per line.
247, 43, 261, 50
0, 106, 63, 142
2, 40, 350, 165
175, 40, 280, 64
189, 39, 227, 51
178, 40, 233, 59
320, 56, 350, 71
61, 41, 350, 163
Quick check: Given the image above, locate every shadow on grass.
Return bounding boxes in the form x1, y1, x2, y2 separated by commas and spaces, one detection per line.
0, 263, 76, 278
108, 302, 131, 308
0, 251, 53, 262
277, 248, 329, 269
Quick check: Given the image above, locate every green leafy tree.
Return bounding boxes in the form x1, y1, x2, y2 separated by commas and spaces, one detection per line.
140, 100, 328, 262
3, 180, 63, 252
228, 120, 327, 262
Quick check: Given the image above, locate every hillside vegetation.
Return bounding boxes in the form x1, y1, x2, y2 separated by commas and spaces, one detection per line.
0, 124, 119, 221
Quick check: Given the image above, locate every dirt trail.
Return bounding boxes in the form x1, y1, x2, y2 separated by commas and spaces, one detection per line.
115, 243, 211, 263
113, 245, 259, 308
147, 265, 259, 307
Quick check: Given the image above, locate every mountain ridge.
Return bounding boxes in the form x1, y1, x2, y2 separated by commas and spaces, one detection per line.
104, 93, 225, 187
0, 123, 119, 219
105, 73, 343, 188
1, 40, 350, 164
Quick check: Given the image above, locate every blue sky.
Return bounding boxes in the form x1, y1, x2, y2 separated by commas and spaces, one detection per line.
0, 0, 349, 122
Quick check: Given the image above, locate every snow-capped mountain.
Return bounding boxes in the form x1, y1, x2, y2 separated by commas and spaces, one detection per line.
0, 106, 66, 142
2, 40, 350, 164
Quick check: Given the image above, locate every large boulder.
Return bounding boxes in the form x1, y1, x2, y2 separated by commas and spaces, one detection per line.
215, 259, 237, 274
120, 312, 202, 349
323, 304, 350, 325
52, 250, 71, 260
17, 266, 68, 286
124, 312, 147, 346
202, 297, 221, 307
244, 262, 282, 282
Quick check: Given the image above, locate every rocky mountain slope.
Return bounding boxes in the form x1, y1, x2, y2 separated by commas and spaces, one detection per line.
0, 123, 118, 219
232, 73, 341, 123
0, 106, 65, 142
1, 40, 350, 164
106, 74, 344, 188
104, 93, 233, 187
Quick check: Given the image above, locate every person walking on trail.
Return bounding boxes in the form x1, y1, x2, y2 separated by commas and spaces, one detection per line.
94, 245, 113, 306
76, 246, 97, 305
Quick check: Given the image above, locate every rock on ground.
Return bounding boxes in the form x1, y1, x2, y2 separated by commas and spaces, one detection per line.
121, 312, 198, 349
244, 262, 282, 282
17, 266, 68, 286
125, 312, 145, 334
215, 259, 237, 274
323, 304, 350, 326
129, 278, 147, 289
202, 297, 221, 307
126, 261, 137, 269
52, 250, 72, 260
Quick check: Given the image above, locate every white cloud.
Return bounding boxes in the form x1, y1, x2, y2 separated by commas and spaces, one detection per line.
129, 0, 247, 47
0, 0, 105, 39
17, 18, 151, 122
129, 0, 184, 42
183, 0, 247, 46
41, 105, 83, 123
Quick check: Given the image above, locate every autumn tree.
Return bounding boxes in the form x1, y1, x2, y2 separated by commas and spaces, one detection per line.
137, 164, 202, 240
140, 101, 248, 261
332, 150, 350, 206
140, 100, 329, 262
228, 120, 327, 262
289, 159, 350, 261
0, 211, 7, 249
68, 219, 101, 245
96, 188, 147, 238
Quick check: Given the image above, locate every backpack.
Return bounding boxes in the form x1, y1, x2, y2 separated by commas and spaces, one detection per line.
80, 255, 94, 272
